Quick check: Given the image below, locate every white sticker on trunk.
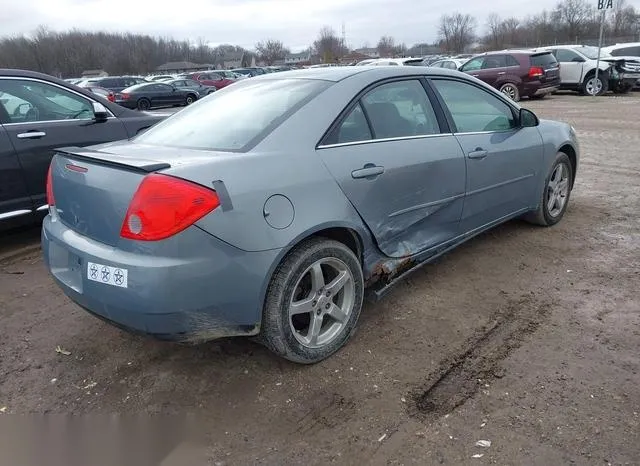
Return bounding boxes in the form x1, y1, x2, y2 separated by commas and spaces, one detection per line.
87, 262, 128, 288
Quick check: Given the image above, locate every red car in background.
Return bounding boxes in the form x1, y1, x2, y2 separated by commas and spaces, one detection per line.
181, 71, 235, 90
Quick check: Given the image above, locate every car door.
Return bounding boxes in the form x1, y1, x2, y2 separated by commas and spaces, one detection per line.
0, 78, 129, 210
478, 55, 508, 89
0, 120, 34, 223
553, 49, 584, 84
155, 83, 181, 105
317, 79, 466, 258
430, 78, 543, 233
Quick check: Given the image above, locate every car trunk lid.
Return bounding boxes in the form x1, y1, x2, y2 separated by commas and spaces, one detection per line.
50, 146, 171, 246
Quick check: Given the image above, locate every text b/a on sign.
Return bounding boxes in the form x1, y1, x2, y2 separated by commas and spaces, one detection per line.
597, 0, 613, 9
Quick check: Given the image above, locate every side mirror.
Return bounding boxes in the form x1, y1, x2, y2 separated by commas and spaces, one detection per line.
571, 57, 585, 63
519, 108, 539, 127
92, 102, 109, 122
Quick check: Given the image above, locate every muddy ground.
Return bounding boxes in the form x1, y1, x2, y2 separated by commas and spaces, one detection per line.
0, 94, 639, 465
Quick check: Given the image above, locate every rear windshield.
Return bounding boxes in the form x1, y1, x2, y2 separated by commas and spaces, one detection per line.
134, 78, 331, 152
531, 53, 558, 67
404, 59, 425, 66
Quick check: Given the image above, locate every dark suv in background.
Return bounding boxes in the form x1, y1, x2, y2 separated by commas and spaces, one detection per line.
459, 50, 560, 101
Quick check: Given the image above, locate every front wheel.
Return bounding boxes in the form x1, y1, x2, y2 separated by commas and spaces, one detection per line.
524, 152, 573, 226
582, 73, 608, 96
260, 237, 364, 364
185, 94, 196, 105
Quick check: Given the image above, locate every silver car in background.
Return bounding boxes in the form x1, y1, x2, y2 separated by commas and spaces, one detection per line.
42, 67, 579, 363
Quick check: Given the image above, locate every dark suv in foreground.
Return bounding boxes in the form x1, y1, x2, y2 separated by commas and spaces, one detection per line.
459, 50, 560, 101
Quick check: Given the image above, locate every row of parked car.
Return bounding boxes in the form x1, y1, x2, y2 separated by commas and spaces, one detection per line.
358, 43, 640, 101
62, 66, 295, 111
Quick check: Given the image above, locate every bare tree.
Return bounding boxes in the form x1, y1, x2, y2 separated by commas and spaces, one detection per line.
255, 39, 289, 65
377, 36, 396, 57
438, 13, 477, 53
485, 13, 504, 49
609, 0, 639, 37
502, 17, 521, 47
553, 0, 594, 41
313, 26, 347, 63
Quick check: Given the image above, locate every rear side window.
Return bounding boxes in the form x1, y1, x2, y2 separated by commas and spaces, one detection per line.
361, 80, 440, 138
531, 53, 558, 67
134, 78, 330, 152
506, 55, 520, 67
610, 46, 640, 56
482, 55, 507, 69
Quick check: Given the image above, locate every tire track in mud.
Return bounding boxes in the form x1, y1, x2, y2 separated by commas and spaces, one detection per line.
408, 295, 551, 420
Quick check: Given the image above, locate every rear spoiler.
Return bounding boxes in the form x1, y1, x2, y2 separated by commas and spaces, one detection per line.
55, 146, 171, 173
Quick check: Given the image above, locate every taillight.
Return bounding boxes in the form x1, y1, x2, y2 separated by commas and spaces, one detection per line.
120, 174, 220, 241
119, 93, 130, 100
528, 66, 544, 78
108, 93, 115, 102
46, 163, 55, 206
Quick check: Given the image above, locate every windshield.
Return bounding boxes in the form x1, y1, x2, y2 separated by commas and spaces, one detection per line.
575, 46, 611, 60
134, 78, 330, 152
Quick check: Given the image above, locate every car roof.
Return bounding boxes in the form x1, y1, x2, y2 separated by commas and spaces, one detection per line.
249, 65, 465, 82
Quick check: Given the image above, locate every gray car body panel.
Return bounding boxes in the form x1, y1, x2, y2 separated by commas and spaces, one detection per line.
42, 66, 579, 340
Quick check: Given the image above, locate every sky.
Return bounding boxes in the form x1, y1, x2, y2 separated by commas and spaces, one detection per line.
2, 0, 639, 51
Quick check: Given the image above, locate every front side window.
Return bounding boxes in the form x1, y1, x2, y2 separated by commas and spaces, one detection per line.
0, 79, 93, 123
432, 79, 516, 133
361, 80, 440, 138
135, 78, 330, 152
555, 48, 581, 62
460, 57, 484, 72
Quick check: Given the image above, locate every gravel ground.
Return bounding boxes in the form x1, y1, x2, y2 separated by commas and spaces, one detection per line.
0, 93, 639, 465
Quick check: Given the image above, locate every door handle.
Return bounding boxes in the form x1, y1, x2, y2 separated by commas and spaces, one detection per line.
471, 74, 479, 77
468, 148, 488, 159
497, 72, 506, 75
351, 164, 384, 179
17, 131, 46, 139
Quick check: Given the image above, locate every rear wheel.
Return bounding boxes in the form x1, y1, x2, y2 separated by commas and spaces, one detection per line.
499, 83, 520, 102
137, 98, 150, 111
524, 152, 573, 226
260, 237, 364, 364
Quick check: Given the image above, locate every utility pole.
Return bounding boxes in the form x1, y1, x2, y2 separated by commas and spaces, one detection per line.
594, 0, 613, 96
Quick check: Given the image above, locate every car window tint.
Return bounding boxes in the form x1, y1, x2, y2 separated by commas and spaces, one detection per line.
530, 53, 556, 67
555, 49, 580, 62
327, 103, 372, 144
360, 80, 439, 139
611, 46, 640, 56
482, 55, 507, 69
432, 79, 516, 133
461, 57, 483, 71
506, 55, 520, 67
0, 79, 93, 123
135, 78, 330, 152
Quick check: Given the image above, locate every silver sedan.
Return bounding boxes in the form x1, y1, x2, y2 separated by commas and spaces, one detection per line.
42, 66, 579, 363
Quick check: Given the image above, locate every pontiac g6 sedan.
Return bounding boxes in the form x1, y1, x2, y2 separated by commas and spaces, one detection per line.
42, 67, 579, 364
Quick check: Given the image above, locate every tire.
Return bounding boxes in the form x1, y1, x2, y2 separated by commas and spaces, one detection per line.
524, 152, 573, 226
185, 94, 196, 105
260, 237, 364, 364
499, 83, 520, 102
137, 98, 150, 111
581, 72, 608, 96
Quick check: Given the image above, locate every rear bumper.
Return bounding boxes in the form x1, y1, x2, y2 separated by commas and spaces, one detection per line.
533, 85, 559, 96
42, 214, 280, 342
